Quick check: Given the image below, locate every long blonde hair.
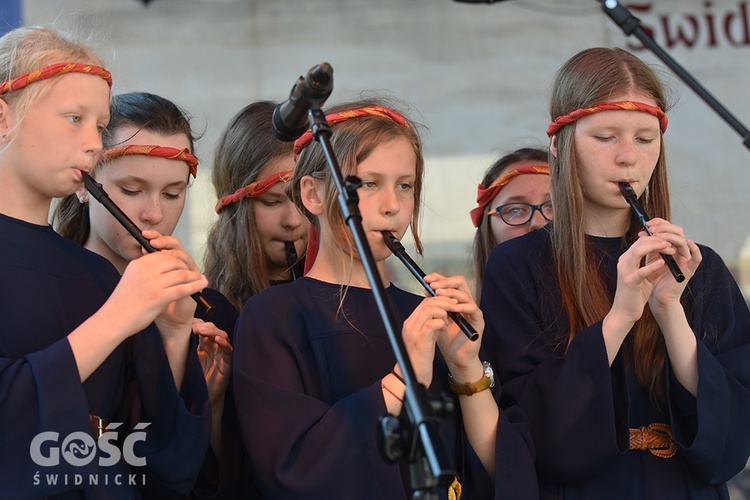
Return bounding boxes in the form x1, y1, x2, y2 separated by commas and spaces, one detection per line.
550, 47, 672, 405
0, 27, 105, 125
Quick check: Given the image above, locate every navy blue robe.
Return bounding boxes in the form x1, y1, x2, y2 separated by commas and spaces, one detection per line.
0, 213, 210, 499
191, 288, 245, 500
481, 226, 750, 499
233, 276, 538, 499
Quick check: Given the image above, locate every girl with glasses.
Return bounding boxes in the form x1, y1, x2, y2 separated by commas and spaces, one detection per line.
470, 147, 550, 299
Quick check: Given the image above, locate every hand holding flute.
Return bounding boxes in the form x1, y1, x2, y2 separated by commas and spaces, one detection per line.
83, 172, 215, 313
618, 182, 685, 283
382, 231, 479, 341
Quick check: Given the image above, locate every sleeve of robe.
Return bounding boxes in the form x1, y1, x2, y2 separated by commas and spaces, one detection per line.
190, 288, 245, 500
232, 287, 411, 500
480, 233, 750, 486
665, 245, 750, 484
130, 323, 211, 497
0, 313, 210, 499
0, 231, 210, 498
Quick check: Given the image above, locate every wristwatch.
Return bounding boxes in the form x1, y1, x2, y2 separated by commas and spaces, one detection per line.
448, 361, 495, 396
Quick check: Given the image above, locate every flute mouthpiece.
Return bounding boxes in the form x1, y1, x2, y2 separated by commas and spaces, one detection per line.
618, 181, 636, 199
381, 231, 402, 253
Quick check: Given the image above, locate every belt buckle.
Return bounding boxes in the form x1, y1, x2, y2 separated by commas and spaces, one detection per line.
629, 422, 677, 459
89, 414, 109, 439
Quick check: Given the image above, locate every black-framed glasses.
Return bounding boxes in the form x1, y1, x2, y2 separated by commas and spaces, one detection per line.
487, 200, 553, 226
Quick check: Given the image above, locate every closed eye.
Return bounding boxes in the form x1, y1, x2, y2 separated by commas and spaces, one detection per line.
259, 199, 282, 207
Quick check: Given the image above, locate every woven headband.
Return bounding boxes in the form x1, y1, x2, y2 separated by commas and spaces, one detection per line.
546, 101, 668, 137
102, 145, 199, 178
293, 105, 411, 159
215, 170, 293, 213
292, 105, 412, 272
470, 165, 550, 228
0, 62, 112, 95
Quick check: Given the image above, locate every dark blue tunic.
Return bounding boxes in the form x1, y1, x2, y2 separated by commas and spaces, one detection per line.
481, 226, 750, 499
0, 213, 210, 499
191, 288, 245, 500
233, 276, 538, 499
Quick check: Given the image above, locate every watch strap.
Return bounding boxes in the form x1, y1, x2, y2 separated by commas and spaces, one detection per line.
448, 362, 494, 396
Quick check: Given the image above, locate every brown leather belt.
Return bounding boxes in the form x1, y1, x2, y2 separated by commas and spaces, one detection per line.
629, 422, 676, 458
89, 414, 109, 439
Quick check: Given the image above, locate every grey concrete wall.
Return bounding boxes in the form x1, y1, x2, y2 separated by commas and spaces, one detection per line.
21, 0, 750, 293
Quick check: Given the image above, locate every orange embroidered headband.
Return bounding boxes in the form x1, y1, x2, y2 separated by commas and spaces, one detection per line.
215, 171, 293, 213
470, 165, 550, 228
0, 62, 113, 95
102, 145, 199, 178
546, 101, 668, 137
292, 105, 412, 159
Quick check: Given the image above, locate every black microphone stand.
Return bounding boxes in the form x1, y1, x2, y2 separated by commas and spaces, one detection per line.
600, 0, 750, 151
305, 106, 456, 498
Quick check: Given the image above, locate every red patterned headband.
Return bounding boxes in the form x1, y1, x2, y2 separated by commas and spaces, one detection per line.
470, 165, 550, 228
0, 62, 112, 95
546, 101, 668, 137
102, 145, 199, 178
215, 171, 293, 213
293, 105, 412, 159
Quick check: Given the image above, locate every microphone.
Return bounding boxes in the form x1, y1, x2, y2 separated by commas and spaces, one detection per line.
272, 63, 334, 141
618, 182, 685, 283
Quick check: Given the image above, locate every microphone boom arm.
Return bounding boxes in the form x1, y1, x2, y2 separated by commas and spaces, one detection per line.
601, 0, 750, 151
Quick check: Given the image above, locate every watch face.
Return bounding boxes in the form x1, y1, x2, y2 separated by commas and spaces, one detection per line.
482, 361, 495, 388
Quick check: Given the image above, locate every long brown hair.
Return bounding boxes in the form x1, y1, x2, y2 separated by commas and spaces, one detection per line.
289, 97, 425, 268
472, 147, 549, 300
204, 101, 295, 311
550, 47, 672, 405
